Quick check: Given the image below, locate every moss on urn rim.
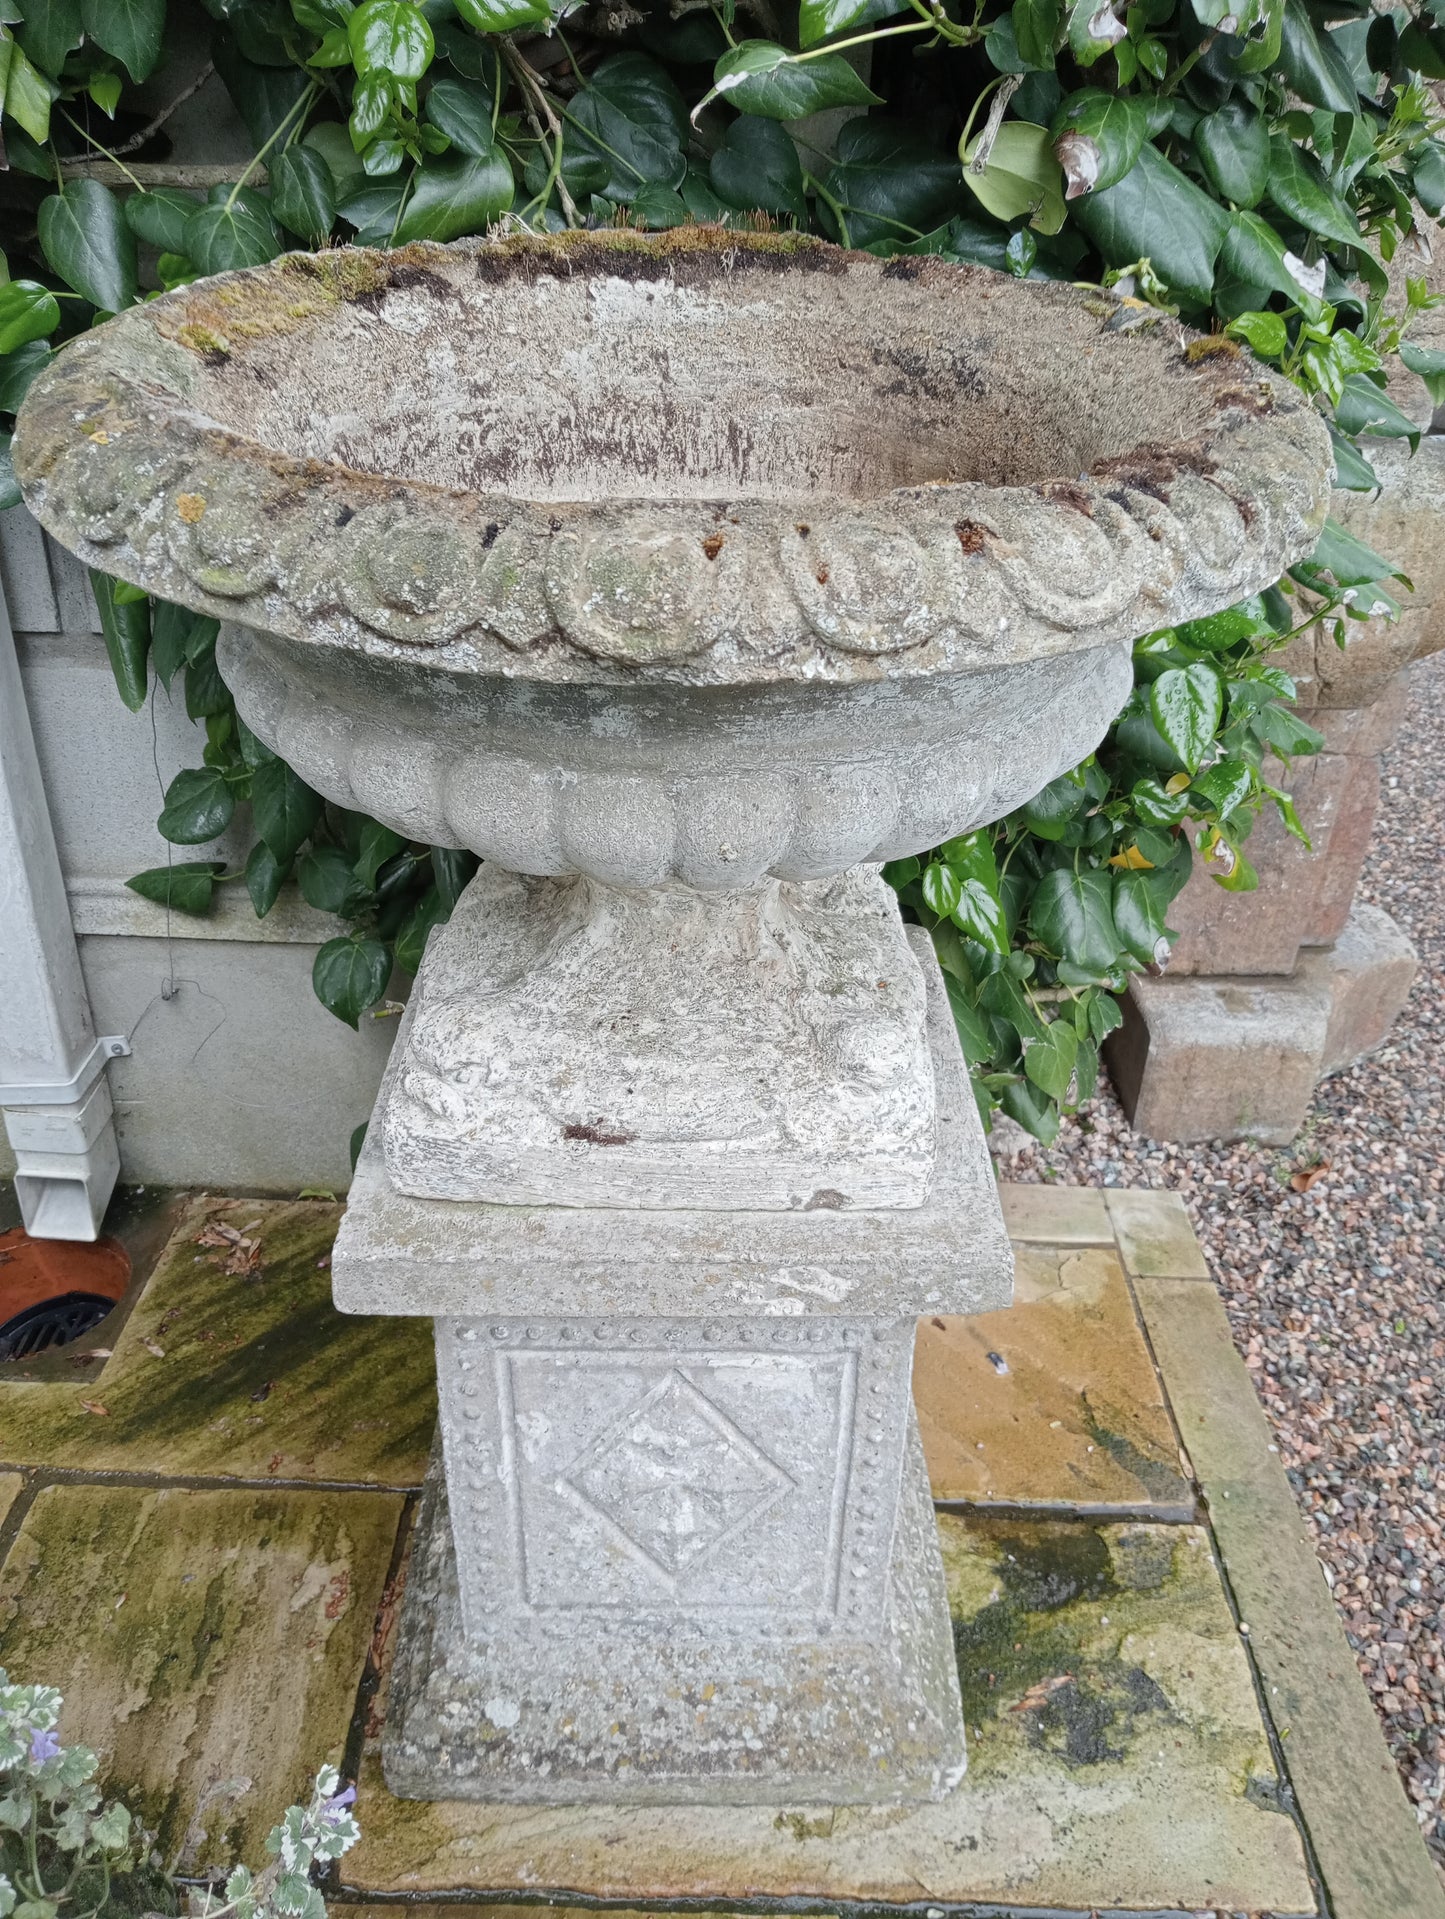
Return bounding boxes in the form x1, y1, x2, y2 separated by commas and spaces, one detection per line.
12, 226, 1333, 689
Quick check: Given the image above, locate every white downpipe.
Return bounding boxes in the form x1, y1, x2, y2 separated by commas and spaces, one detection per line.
0, 585, 126, 1239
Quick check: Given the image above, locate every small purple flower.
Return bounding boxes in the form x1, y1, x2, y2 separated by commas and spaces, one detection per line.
321, 1785, 356, 1820
28, 1729, 60, 1765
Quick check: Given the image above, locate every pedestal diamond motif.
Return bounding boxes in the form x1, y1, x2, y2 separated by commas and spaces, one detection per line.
562, 1369, 793, 1583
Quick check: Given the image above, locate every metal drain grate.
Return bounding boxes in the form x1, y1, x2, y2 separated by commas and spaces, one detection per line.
0, 1292, 118, 1361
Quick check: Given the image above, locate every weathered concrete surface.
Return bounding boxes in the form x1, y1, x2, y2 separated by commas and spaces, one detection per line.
383, 864, 939, 1211
1313, 900, 1419, 1075
16, 231, 1332, 691
0, 1475, 21, 1528
345, 1514, 1314, 1913
998, 1180, 1114, 1245
0, 1481, 402, 1874
385, 1421, 966, 1806
1104, 1187, 1212, 1280
333, 939, 1013, 1322
0, 1198, 434, 1484
916, 1243, 1189, 1510
1109, 966, 1330, 1145
1109, 902, 1417, 1146
1136, 1273, 1445, 1919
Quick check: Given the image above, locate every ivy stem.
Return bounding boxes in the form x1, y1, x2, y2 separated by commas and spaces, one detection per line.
792, 18, 933, 61
503, 42, 582, 227
57, 110, 146, 192
802, 170, 851, 247
225, 81, 318, 210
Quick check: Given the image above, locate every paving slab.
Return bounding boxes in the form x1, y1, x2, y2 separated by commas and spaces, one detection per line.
1103, 1188, 1210, 1280
1136, 1273, 1445, 1919
915, 1245, 1190, 1511
998, 1181, 1114, 1245
0, 1198, 435, 1485
0, 1480, 403, 1873
0, 1475, 22, 1530
343, 1512, 1315, 1914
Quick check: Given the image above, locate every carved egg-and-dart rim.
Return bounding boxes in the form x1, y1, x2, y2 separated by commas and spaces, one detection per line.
12, 227, 1334, 689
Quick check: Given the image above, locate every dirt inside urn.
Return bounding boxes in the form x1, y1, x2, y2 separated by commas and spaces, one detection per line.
166, 234, 1239, 508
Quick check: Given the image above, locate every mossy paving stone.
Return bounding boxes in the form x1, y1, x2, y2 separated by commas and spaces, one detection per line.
0, 1479, 403, 1873
0, 1199, 435, 1485
915, 1245, 1190, 1511
342, 1515, 1315, 1913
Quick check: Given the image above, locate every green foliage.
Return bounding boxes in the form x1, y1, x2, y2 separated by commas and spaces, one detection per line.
0, 1668, 358, 1919
0, 0, 1434, 1134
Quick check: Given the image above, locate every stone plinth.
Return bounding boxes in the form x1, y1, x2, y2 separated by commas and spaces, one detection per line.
336, 931, 1008, 1803
1109, 902, 1417, 1143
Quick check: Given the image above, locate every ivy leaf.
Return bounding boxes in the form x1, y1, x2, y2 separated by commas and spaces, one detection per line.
710, 114, 807, 220
336, 178, 408, 243
1024, 1017, 1078, 1100
250, 757, 322, 866
1219, 209, 1326, 311
1194, 100, 1269, 207
1013, 0, 1062, 69
90, 569, 150, 711
1150, 662, 1223, 772
158, 766, 236, 845
81, 0, 164, 82
1332, 371, 1420, 444
1072, 141, 1229, 306
961, 121, 1065, 234
1066, 0, 1126, 67
1412, 138, 1445, 217
454, 0, 550, 28
123, 187, 200, 253
0, 341, 51, 412
709, 41, 880, 121
797, 0, 875, 47
1, 40, 56, 145
313, 935, 391, 1027
1051, 89, 1149, 198
1192, 756, 1253, 818
424, 76, 499, 157
244, 838, 289, 917
355, 819, 406, 890
569, 53, 689, 200
1328, 425, 1378, 491
37, 180, 137, 313
0, 280, 58, 354
185, 189, 282, 272
184, 636, 231, 720
394, 887, 449, 972
126, 861, 224, 915
349, 0, 433, 79
1266, 132, 1360, 248
1027, 867, 1122, 971
1399, 339, 1445, 406
151, 601, 217, 690
820, 119, 964, 248
921, 861, 962, 918
1276, 0, 1357, 113
1111, 866, 1172, 964
298, 842, 358, 912
213, 33, 313, 148
13, 0, 80, 76
999, 1073, 1061, 1145
270, 147, 336, 243
394, 150, 514, 241
1020, 773, 1087, 839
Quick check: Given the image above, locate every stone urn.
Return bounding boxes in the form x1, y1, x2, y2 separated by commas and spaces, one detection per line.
14, 229, 1330, 1806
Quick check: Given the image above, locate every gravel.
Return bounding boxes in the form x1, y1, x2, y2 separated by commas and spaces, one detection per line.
1005, 649, 1445, 1875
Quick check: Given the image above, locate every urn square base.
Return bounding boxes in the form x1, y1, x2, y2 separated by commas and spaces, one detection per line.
383, 1415, 967, 1806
